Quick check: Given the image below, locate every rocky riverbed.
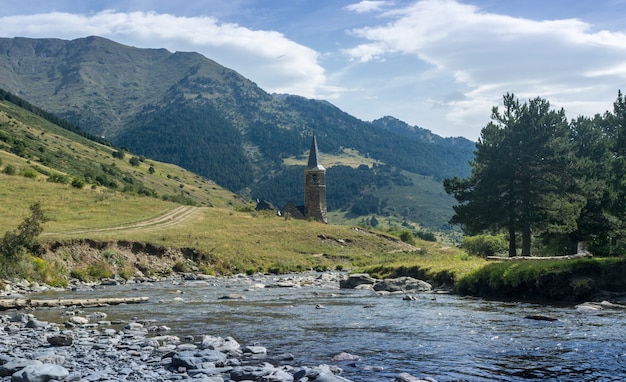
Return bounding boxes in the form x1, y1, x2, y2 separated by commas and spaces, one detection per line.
0, 273, 436, 382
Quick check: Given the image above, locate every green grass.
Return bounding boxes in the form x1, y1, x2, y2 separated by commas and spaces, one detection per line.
0, 100, 247, 210
454, 257, 626, 301
355, 242, 487, 285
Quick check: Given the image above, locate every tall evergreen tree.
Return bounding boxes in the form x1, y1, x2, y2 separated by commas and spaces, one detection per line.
566, 114, 621, 253
445, 94, 583, 256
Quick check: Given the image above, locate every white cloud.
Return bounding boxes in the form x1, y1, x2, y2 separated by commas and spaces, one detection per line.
342, 0, 626, 138
0, 10, 330, 99
344, 1, 392, 14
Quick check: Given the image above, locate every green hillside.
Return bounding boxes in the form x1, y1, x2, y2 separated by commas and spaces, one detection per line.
0, 97, 247, 210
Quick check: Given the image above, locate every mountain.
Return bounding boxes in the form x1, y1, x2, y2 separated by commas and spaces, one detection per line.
0, 36, 474, 231
371, 116, 476, 151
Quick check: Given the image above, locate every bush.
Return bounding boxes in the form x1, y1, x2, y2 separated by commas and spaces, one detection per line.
71, 177, 85, 189
112, 150, 125, 160
172, 260, 190, 273
87, 261, 113, 280
398, 230, 417, 245
20, 167, 37, 179
2, 164, 16, 175
461, 234, 508, 258
48, 173, 70, 184
0, 202, 49, 260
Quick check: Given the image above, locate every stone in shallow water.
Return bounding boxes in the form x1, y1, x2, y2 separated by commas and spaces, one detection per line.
331, 352, 361, 362
200, 335, 241, 353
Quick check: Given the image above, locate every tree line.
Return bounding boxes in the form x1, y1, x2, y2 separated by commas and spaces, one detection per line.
444, 92, 626, 257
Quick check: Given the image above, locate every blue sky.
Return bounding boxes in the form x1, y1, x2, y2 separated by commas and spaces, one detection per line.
1, 0, 626, 141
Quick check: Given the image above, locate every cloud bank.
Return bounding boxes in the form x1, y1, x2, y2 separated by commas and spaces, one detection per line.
1, 0, 626, 140
343, 0, 626, 137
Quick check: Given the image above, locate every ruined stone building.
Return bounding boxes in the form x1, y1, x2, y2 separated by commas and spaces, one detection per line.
282, 135, 328, 223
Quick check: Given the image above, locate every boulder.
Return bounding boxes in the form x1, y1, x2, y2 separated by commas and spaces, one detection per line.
46, 334, 73, 347
331, 352, 361, 362
339, 274, 376, 289
230, 364, 274, 381
11, 364, 69, 382
393, 372, 431, 382
201, 336, 241, 353
373, 277, 432, 293
0, 359, 42, 377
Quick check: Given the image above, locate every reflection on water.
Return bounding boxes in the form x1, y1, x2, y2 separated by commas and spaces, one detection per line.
30, 275, 626, 381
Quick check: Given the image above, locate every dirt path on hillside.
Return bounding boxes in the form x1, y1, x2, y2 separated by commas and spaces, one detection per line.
46, 205, 201, 235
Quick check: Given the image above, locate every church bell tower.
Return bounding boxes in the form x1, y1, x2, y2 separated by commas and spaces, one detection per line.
304, 135, 328, 223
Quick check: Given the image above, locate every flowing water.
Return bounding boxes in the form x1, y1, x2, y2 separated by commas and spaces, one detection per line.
30, 274, 626, 381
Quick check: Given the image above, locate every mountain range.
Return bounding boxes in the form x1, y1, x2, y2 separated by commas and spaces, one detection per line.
0, 36, 475, 231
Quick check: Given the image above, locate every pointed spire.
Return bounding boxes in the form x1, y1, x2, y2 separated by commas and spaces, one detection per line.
307, 135, 324, 170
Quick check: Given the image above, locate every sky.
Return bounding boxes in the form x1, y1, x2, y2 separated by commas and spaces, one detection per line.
1, 0, 626, 141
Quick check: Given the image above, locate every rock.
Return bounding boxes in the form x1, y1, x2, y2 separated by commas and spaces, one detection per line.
331, 352, 361, 362
10, 313, 32, 323
267, 281, 299, 288
306, 365, 351, 382
272, 353, 295, 362
393, 372, 431, 382
124, 322, 144, 330
68, 316, 89, 325
0, 359, 42, 377
230, 364, 274, 381
524, 314, 558, 321
243, 345, 267, 355
339, 274, 376, 289
200, 336, 241, 353
218, 294, 246, 300
373, 277, 432, 293
25, 318, 46, 329
47, 334, 73, 347
11, 363, 69, 382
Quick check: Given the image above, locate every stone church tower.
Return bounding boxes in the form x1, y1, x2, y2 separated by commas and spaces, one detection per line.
304, 135, 328, 223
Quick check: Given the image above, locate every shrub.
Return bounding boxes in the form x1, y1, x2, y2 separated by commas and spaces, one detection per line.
20, 167, 37, 179
172, 260, 190, 273
398, 230, 417, 245
0, 202, 49, 260
2, 164, 16, 175
87, 261, 113, 279
118, 266, 135, 280
71, 177, 85, 189
70, 268, 89, 282
47, 173, 70, 184
461, 234, 508, 258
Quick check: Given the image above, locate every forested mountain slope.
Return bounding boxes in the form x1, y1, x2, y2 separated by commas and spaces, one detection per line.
0, 36, 474, 230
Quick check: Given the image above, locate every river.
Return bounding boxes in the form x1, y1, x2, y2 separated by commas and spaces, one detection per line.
30, 273, 626, 381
